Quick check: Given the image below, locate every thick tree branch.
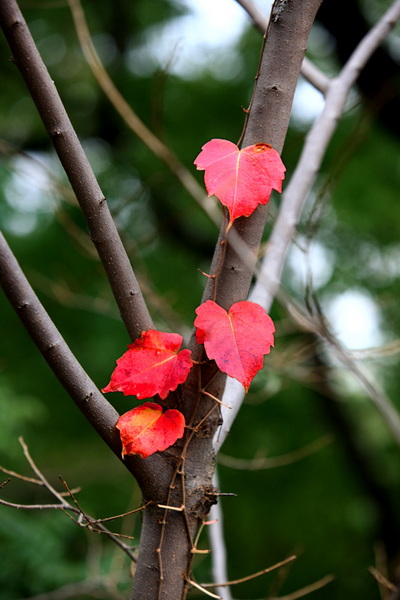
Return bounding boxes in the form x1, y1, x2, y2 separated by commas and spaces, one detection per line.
235, 0, 331, 94
217, 0, 400, 451
0, 0, 153, 341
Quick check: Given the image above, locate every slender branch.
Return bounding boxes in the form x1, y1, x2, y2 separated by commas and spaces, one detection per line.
0, 0, 153, 341
218, 0, 400, 451
202, 555, 297, 589
276, 574, 335, 600
217, 434, 333, 470
0, 439, 139, 562
67, 0, 221, 228
234, 0, 331, 94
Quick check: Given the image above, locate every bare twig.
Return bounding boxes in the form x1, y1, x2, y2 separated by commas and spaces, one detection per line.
369, 567, 398, 593
0, 439, 139, 562
202, 554, 297, 588
273, 574, 335, 600
67, 0, 220, 227
234, 0, 331, 94
218, 0, 400, 451
0, 0, 153, 341
217, 434, 333, 470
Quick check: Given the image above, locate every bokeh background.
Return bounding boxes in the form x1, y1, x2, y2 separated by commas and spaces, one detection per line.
1, 0, 400, 598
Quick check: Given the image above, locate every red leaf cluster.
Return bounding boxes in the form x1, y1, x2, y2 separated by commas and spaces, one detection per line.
194, 138, 285, 225
105, 138, 279, 458
195, 300, 275, 391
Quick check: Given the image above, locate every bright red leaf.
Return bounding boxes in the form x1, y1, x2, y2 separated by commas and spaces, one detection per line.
194, 300, 275, 391
117, 402, 185, 458
194, 139, 285, 224
102, 330, 193, 400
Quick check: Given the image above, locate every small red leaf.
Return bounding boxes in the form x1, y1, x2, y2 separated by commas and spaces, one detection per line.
117, 402, 185, 458
194, 139, 285, 224
194, 300, 275, 391
102, 330, 193, 400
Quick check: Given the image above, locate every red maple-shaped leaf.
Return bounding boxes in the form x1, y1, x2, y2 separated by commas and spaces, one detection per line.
117, 402, 185, 458
102, 330, 193, 400
194, 300, 275, 391
194, 139, 285, 224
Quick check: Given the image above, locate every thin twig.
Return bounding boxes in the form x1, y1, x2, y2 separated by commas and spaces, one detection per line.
274, 574, 335, 600
187, 579, 222, 599
0, 499, 68, 510
217, 434, 333, 470
202, 555, 297, 588
369, 567, 398, 593
0, 438, 139, 561
0, 464, 81, 494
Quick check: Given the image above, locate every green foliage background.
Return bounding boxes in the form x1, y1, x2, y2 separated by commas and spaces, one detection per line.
0, 1, 399, 598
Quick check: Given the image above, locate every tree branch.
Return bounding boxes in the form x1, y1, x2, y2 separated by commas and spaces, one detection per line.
0, 0, 153, 341
217, 0, 400, 452
0, 231, 165, 490
234, 0, 331, 94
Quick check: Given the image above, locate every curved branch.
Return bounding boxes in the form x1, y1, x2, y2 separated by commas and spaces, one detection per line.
0, 231, 121, 451
0, 0, 153, 341
0, 231, 161, 489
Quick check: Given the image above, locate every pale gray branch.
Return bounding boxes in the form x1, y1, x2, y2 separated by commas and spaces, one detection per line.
218, 0, 400, 451
209, 470, 233, 600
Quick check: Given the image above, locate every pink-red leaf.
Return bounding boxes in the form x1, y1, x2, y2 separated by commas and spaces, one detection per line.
117, 402, 185, 458
194, 300, 275, 391
194, 139, 285, 224
102, 330, 193, 400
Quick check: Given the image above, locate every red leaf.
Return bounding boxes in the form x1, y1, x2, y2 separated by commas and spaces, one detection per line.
102, 330, 193, 400
194, 300, 275, 391
194, 139, 285, 224
117, 402, 185, 458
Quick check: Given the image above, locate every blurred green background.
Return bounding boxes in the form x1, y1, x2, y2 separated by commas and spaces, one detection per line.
1, 0, 400, 598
